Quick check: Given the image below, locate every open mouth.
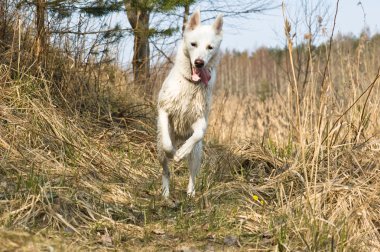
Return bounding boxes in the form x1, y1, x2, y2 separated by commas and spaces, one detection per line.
191, 66, 211, 85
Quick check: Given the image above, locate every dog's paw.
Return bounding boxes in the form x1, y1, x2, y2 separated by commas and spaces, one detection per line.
162, 141, 175, 157
173, 147, 189, 162
187, 190, 195, 198
162, 197, 180, 209
163, 143, 173, 153
173, 152, 182, 162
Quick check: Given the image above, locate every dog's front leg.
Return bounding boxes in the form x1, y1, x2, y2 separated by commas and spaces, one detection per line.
158, 109, 175, 157
174, 117, 206, 162
158, 109, 174, 198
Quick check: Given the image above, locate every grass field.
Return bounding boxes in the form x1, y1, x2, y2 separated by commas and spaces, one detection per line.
1, 3, 380, 251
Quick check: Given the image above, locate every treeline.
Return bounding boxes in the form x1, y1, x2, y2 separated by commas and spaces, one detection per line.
217, 32, 380, 100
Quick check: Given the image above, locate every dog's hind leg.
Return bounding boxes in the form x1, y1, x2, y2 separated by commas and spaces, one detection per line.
157, 108, 175, 198
187, 141, 202, 197
158, 147, 170, 198
161, 157, 170, 198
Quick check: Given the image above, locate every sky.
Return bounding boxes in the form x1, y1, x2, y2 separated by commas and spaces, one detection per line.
220, 0, 380, 51
117, 1, 380, 65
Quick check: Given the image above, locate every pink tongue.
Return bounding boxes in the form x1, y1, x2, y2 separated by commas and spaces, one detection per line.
191, 67, 211, 85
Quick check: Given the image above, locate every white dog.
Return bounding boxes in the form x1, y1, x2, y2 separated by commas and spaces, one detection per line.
157, 10, 223, 198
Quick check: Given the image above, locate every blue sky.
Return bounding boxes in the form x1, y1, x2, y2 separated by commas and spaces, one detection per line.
118, 1, 380, 65
221, 0, 380, 51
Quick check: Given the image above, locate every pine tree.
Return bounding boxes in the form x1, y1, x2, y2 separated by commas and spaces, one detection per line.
124, 0, 195, 85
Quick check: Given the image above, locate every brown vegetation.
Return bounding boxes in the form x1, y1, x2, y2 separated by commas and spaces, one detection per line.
210, 33, 380, 143
1, 1, 380, 251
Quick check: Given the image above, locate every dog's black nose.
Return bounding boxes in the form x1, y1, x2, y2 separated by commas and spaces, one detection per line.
194, 59, 204, 68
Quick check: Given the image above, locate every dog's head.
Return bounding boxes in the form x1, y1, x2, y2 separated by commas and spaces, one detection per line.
183, 9, 223, 83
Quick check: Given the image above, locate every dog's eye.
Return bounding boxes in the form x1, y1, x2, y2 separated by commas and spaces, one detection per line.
191, 42, 197, 47
207, 45, 214, 50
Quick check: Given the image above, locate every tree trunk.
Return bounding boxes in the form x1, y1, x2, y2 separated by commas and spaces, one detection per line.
182, 3, 190, 35
125, 1, 150, 85
0, 0, 7, 42
35, 0, 46, 65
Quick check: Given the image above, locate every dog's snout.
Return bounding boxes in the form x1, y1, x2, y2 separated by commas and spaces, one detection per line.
194, 59, 204, 68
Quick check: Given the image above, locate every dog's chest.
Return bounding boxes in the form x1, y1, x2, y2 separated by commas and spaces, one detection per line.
160, 83, 210, 137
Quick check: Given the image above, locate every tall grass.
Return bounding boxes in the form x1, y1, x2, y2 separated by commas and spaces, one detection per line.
1, 1, 380, 251
210, 31, 380, 145
0, 14, 161, 249
206, 2, 380, 250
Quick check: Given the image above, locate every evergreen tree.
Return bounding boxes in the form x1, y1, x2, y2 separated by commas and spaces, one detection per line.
17, 0, 274, 82
124, 0, 194, 84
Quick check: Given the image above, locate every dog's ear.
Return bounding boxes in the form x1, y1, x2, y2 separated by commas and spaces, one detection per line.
213, 14, 223, 35
187, 9, 201, 31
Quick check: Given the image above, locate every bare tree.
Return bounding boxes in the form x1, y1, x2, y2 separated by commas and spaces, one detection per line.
35, 0, 47, 64
0, 0, 7, 41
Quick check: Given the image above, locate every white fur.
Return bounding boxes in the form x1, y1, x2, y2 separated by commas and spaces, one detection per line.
157, 10, 223, 198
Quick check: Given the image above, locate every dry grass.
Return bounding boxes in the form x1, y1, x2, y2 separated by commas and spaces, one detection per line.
0, 54, 257, 250
1, 3, 380, 251
2, 57, 379, 250
206, 9, 380, 250
0, 63, 158, 249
